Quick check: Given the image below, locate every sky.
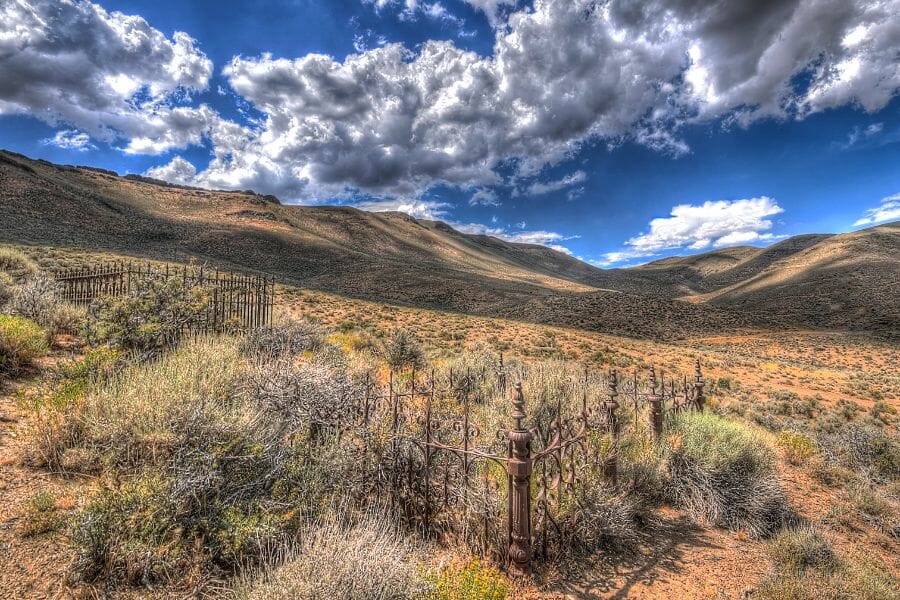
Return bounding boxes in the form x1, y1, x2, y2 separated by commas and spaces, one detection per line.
1, 0, 899, 266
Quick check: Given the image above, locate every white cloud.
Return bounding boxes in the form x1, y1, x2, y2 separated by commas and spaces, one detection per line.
460, 0, 518, 27
600, 197, 785, 265
454, 221, 576, 253
43, 129, 94, 151
0, 0, 213, 153
144, 156, 197, 185
524, 171, 587, 196
853, 193, 900, 226
5, 0, 899, 209
469, 188, 500, 206
353, 198, 452, 220
352, 201, 576, 254
158, 0, 899, 202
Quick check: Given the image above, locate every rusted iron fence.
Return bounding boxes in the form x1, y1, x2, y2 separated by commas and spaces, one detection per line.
347, 358, 706, 576
54, 261, 275, 332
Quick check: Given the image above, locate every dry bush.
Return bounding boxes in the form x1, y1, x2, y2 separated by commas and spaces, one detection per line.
240, 319, 325, 360
242, 351, 366, 439
0, 247, 39, 281
10, 273, 60, 325
380, 329, 425, 370
766, 525, 838, 574
0, 271, 15, 308
757, 524, 898, 600
234, 516, 429, 600
817, 423, 900, 483
664, 411, 790, 538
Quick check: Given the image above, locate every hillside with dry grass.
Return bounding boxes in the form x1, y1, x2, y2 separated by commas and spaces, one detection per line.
1, 149, 898, 338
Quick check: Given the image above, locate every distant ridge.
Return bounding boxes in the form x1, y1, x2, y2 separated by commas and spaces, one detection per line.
1, 149, 897, 337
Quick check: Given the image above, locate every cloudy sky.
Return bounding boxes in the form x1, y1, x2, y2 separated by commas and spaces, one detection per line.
1, 0, 899, 265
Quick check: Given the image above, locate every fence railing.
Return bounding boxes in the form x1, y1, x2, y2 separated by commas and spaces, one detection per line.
344, 358, 706, 576
54, 261, 275, 332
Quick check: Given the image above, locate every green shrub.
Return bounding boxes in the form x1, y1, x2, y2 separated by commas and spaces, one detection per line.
86, 271, 210, 352
20, 490, 65, 536
778, 430, 817, 465
665, 412, 789, 538
425, 557, 509, 600
0, 315, 48, 376
46, 303, 87, 337
71, 472, 186, 585
235, 517, 429, 600
380, 329, 425, 370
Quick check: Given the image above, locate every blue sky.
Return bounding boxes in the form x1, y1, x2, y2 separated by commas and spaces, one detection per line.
1, 0, 899, 266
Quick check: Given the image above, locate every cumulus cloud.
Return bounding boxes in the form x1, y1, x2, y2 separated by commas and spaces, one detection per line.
853, 193, 900, 226
460, 0, 519, 27
154, 0, 898, 203
6, 0, 900, 212
42, 129, 94, 151
600, 197, 785, 265
0, 0, 213, 153
144, 156, 198, 185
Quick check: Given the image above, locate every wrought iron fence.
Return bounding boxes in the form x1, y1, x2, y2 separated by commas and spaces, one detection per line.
347, 358, 706, 576
54, 261, 275, 332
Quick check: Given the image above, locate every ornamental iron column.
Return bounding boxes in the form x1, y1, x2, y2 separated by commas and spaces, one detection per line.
507, 382, 533, 577
648, 365, 663, 441
692, 359, 706, 412
604, 369, 620, 485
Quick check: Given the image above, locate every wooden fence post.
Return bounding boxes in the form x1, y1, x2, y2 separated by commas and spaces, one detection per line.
507, 382, 533, 577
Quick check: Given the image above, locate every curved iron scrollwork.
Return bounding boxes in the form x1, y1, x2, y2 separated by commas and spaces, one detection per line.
349, 357, 705, 576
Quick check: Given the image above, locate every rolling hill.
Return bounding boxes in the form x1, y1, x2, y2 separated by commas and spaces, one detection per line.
1, 149, 897, 338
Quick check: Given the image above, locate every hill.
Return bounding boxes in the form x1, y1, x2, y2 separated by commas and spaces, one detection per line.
1, 149, 897, 337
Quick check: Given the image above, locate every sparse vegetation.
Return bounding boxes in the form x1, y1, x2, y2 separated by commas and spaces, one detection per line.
0, 314, 48, 377
0, 239, 896, 598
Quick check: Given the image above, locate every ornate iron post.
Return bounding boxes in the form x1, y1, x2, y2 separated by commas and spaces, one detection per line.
692, 359, 706, 411
507, 382, 533, 577
604, 369, 620, 485
648, 365, 663, 441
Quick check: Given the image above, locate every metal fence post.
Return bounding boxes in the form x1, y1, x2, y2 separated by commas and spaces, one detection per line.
507, 382, 533, 577
692, 359, 706, 411
648, 365, 663, 441
604, 369, 620, 485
